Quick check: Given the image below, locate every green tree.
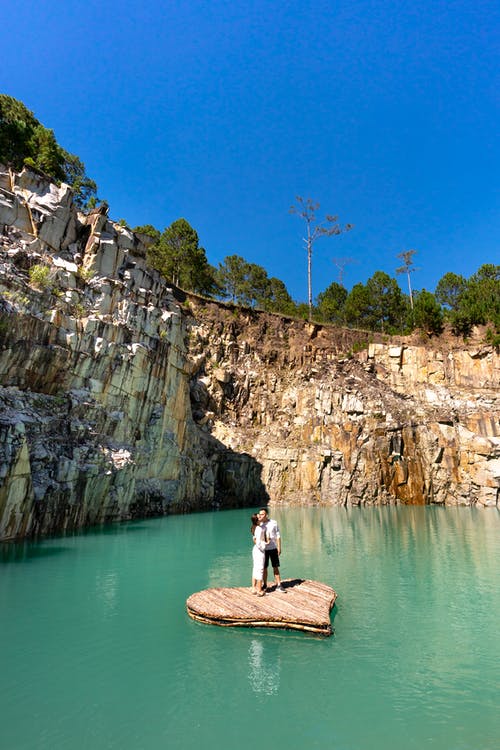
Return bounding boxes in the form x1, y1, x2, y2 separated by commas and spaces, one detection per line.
217, 255, 295, 312
316, 281, 348, 324
61, 152, 98, 208
244, 263, 270, 307
0, 95, 38, 169
290, 196, 352, 321
344, 273, 408, 332
148, 218, 218, 295
435, 272, 467, 310
27, 125, 65, 180
365, 271, 407, 333
132, 224, 161, 243
0, 94, 98, 208
450, 264, 500, 335
216, 254, 251, 302
263, 277, 296, 315
344, 282, 371, 329
412, 289, 444, 334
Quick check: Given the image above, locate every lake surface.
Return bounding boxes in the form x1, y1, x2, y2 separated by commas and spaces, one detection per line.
1, 505, 499, 750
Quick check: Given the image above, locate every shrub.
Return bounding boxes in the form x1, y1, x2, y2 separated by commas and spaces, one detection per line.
29, 264, 51, 289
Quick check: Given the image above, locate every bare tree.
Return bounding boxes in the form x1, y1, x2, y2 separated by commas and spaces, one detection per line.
290, 196, 352, 320
332, 256, 356, 287
396, 249, 419, 309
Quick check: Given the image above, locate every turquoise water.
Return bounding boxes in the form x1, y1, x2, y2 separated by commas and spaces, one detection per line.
1, 506, 499, 750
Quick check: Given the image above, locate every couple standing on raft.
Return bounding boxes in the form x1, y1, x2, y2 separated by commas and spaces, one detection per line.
250, 508, 286, 596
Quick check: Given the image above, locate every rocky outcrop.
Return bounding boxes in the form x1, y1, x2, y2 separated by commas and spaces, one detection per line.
0, 167, 498, 539
0, 167, 265, 539
186, 301, 499, 509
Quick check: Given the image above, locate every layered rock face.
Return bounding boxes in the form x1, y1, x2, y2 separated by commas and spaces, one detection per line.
0, 167, 498, 539
187, 302, 499, 509
0, 167, 264, 539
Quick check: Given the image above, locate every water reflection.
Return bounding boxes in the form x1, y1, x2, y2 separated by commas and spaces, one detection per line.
248, 638, 281, 695
95, 571, 119, 619
0, 542, 71, 563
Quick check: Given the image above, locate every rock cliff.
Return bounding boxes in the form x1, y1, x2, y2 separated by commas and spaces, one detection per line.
0, 167, 498, 539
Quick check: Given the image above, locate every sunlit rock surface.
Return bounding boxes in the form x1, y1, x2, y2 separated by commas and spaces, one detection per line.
186, 301, 498, 510
0, 166, 498, 539
0, 167, 264, 539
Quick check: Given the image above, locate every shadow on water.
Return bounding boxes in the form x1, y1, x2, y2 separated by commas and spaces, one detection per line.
0, 518, 157, 564
0, 542, 72, 564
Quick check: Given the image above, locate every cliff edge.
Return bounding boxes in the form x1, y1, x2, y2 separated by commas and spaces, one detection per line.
0, 167, 498, 539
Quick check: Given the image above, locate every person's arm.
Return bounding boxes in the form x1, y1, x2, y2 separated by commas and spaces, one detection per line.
275, 523, 282, 555
255, 525, 266, 552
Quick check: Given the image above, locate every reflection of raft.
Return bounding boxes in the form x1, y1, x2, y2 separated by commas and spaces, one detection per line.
186, 578, 337, 636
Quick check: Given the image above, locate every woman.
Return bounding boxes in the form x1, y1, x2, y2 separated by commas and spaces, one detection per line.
250, 513, 266, 596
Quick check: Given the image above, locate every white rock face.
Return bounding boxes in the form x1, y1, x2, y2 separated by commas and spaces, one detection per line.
0, 169, 264, 539
186, 299, 499, 511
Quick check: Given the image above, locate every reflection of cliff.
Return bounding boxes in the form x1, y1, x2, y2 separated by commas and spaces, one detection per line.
248, 639, 281, 695
0, 167, 498, 540
282, 505, 500, 590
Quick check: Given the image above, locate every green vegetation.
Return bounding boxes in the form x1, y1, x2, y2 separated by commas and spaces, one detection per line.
316, 282, 348, 325
311, 263, 498, 338
146, 218, 219, 296
28, 263, 52, 290
3, 97, 498, 341
412, 289, 444, 335
0, 94, 98, 208
215, 254, 295, 314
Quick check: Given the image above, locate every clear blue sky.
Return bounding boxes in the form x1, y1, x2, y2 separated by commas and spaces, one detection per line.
2, 0, 498, 302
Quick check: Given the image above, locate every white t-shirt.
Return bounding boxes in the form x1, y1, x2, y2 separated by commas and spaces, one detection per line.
262, 519, 280, 550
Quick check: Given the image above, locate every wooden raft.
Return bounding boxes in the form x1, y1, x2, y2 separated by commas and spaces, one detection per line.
186, 578, 337, 636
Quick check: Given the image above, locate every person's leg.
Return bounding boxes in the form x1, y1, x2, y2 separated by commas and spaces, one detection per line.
273, 566, 281, 586
263, 551, 269, 587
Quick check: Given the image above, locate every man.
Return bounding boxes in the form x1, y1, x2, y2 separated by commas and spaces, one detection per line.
257, 507, 286, 593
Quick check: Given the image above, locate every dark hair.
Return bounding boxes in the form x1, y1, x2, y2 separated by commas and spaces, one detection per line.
259, 507, 268, 515
251, 513, 259, 533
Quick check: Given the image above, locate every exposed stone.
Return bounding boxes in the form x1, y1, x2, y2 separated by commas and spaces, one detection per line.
0, 167, 498, 540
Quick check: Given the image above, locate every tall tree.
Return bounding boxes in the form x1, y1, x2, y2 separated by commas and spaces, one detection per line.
290, 196, 352, 321
316, 281, 348, 324
396, 249, 418, 309
216, 254, 251, 302
435, 271, 467, 310
148, 218, 218, 295
412, 289, 444, 334
263, 277, 296, 315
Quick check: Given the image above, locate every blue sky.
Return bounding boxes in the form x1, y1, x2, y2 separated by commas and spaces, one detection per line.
2, 0, 498, 302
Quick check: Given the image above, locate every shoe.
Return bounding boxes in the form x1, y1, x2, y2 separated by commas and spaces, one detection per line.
262, 584, 267, 591
257, 591, 266, 597
276, 585, 286, 593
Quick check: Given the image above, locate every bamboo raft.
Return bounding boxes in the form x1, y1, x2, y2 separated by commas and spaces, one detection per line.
186, 578, 337, 636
